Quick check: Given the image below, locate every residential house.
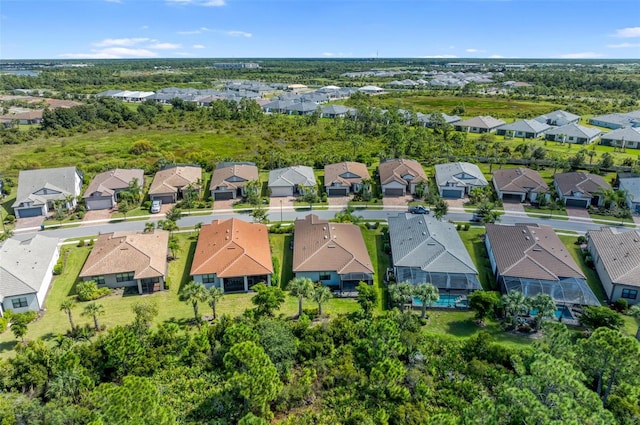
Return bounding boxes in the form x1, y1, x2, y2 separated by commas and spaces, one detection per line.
388, 213, 481, 293
324, 162, 370, 196
496, 119, 551, 139
485, 223, 600, 306
79, 230, 169, 295
148, 165, 202, 204
12, 167, 83, 218
83, 168, 144, 211
268, 166, 316, 197
435, 162, 488, 198
190, 218, 273, 292
554, 172, 610, 208
492, 167, 548, 203
292, 214, 374, 292
320, 104, 357, 118
454, 116, 506, 133
0, 235, 59, 317
288, 102, 319, 116
0, 110, 44, 125
534, 110, 580, 126
589, 111, 640, 129
544, 123, 602, 145
587, 227, 640, 304
599, 127, 640, 150
416, 112, 461, 128
210, 162, 259, 201
262, 100, 295, 114
618, 176, 640, 214
379, 158, 428, 197
358, 85, 384, 94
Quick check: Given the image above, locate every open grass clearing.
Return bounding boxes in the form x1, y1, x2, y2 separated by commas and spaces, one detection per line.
559, 235, 607, 303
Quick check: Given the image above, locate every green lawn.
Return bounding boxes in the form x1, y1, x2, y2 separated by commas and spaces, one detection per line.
457, 228, 495, 290
559, 235, 607, 303
362, 226, 390, 311
588, 211, 633, 225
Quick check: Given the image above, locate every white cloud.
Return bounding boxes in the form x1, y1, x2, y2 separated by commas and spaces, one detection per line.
322, 52, 352, 57
148, 42, 181, 49
93, 37, 150, 47
166, 0, 225, 7
418, 54, 457, 58
177, 27, 213, 35
226, 30, 252, 38
192, 44, 205, 49
465, 48, 485, 53
558, 52, 604, 59
489, 54, 504, 58
607, 42, 640, 49
611, 27, 640, 38
60, 47, 158, 59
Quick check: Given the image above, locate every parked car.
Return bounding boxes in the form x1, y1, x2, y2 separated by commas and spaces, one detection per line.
150, 200, 162, 214
409, 205, 430, 214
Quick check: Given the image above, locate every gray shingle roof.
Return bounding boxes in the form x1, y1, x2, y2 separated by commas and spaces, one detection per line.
600, 127, 640, 144
545, 123, 602, 139
554, 172, 610, 198
588, 227, 640, 287
455, 116, 506, 129
0, 235, 59, 299
388, 214, 477, 274
619, 177, 640, 206
435, 162, 487, 188
534, 110, 580, 125
268, 166, 316, 188
497, 119, 551, 134
13, 167, 81, 208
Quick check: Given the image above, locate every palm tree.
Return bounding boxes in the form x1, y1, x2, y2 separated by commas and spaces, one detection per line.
60, 299, 76, 332
630, 305, 640, 341
207, 286, 224, 320
502, 291, 527, 328
288, 277, 315, 318
168, 238, 180, 259
413, 283, 439, 319
388, 281, 414, 312
433, 199, 448, 221
144, 222, 156, 233
127, 177, 143, 203
529, 293, 556, 331
179, 281, 209, 323
312, 285, 332, 316
82, 302, 105, 331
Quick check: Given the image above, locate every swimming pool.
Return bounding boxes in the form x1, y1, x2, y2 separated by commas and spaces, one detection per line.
530, 305, 573, 320
412, 294, 468, 308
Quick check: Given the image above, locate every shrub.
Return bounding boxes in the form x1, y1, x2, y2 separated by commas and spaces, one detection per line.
614, 298, 629, 313
4, 215, 15, 224
53, 263, 63, 275
456, 223, 462, 231
77, 211, 85, 220
76, 280, 110, 301
576, 235, 587, 245
142, 201, 151, 210
88, 238, 94, 246
77, 239, 85, 247
0, 317, 8, 333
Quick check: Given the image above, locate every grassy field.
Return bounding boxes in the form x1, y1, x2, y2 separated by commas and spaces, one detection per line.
457, 228, 495, 291
559, 235, 607, 303
362, 226, 391, 309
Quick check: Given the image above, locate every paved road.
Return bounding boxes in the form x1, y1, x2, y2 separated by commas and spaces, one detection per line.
10, 205, 629, 242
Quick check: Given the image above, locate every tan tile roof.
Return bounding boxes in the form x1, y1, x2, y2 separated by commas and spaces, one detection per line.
324, 162, 370, 188
0, 110, 43, 121
190, 218, 273, 278
83, 168, 144, 198
554, 172, 609, 198
79, 230, 169, 279
209, 163, 258, 191
379, 159, 427, 186
485, 223, 584, 280
292, 214, 374, 275
588, 227, 640, 287
149, 166, 202, 195
492, 167, 548, 193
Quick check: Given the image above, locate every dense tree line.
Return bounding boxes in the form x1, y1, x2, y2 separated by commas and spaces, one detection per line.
0, 297, 638, 424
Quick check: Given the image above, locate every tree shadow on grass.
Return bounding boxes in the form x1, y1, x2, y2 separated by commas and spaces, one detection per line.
165, 316, 197, 331
445, 319, 482, 338
0, 340, 17, 353
177, 241, 197, 294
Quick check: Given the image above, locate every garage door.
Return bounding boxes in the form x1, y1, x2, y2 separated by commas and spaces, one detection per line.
328, 188, 349, 197
17, 207, 43, 218
442, 189, 463, 199
565, 199, 588, 208
502, 193, 523, 202
151, 195, 175, 204
385, 188, 405, 197
86, 198, 114, 210
214, 191, 234, 200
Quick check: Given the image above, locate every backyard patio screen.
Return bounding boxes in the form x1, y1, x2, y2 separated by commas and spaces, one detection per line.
500, 276, 600, 306
394, 268, 482, 292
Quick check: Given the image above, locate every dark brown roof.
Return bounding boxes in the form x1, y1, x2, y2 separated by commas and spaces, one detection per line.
554, 172, 610, 198
292, 214, 374, 275
190, 218, 273, 278
493, 167, 548, 193
485, 223, 584, 280
378, 159, 427, 186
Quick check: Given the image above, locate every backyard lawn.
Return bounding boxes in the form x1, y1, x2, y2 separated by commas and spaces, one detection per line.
457, 228, 495, 291
559, 235, 608, 303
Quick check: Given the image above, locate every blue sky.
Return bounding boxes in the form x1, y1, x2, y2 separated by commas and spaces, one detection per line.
1, 0, 639, 60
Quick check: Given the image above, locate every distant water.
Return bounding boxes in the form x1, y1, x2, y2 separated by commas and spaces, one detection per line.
1, 70, 39, 77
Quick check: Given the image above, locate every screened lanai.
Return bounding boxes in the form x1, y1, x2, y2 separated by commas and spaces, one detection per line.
395, 267, 482, 292
500, 275, 600, 306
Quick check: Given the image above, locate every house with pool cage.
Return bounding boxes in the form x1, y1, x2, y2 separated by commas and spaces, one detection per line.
388, 213, 481, 307
485, 223, 600, 319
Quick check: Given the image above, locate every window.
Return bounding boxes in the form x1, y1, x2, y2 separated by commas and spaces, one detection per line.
116, 272, 134, 283
12, 297, 28, 309
202, 274, 216, 284
94, 276, 105, 285
319, 272, 331, 281
621, 289, 638, 300
141, 277, 159, 285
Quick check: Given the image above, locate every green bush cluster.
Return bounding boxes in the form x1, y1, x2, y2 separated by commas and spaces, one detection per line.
76, 280, 111, 302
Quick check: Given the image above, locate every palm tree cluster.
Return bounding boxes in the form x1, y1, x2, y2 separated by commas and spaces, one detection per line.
388, 281, 439, 319
502, 291, 556, 331
179, 281, 224, 323
287, 277, 332, 318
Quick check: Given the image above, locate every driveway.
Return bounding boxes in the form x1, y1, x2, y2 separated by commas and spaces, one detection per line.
15, 215, 46, 230
502, 199, 525, 214
327, 195, 350, 208
565, 206, 592, 221
445, 197, 466, 211
213, 199, 236, 211
269, 196, 296, 209
382, 195, 413, 207
634, 214, 640, 225
82, 209, 113, 224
